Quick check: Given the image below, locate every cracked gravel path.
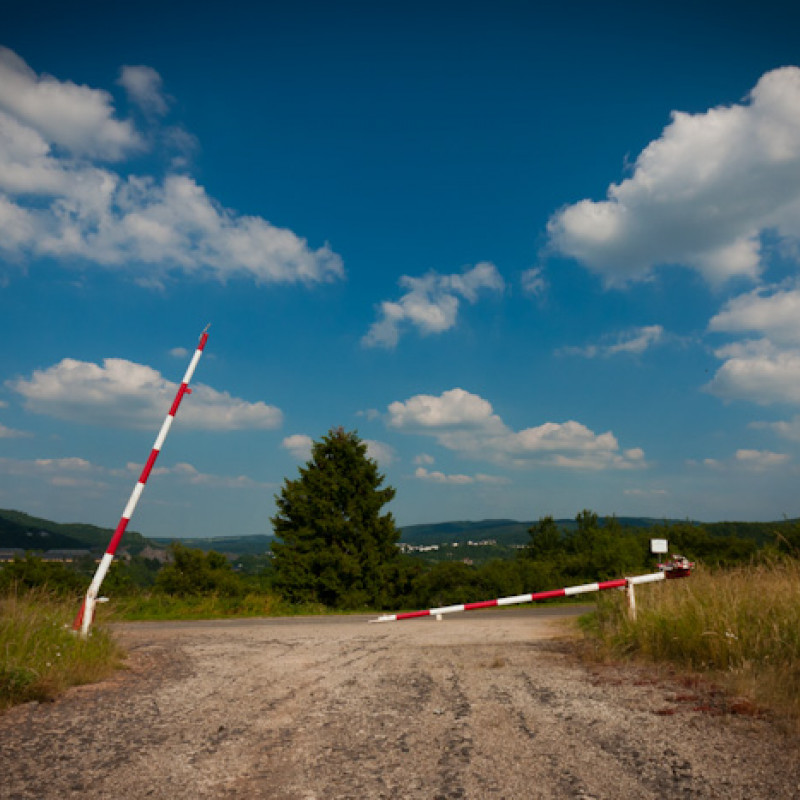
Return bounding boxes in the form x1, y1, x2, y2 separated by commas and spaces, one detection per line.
1, 607, 799, 799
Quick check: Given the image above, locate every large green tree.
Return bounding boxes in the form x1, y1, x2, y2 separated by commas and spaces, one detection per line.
270, 427, 401, 609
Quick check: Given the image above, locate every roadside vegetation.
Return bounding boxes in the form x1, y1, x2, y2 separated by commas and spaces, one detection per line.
0, 588, 123, 711
584, 558, 800, 728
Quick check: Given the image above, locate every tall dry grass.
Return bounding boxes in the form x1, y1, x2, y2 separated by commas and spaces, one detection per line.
1, 588, 123, 711
587, 560, 800, 725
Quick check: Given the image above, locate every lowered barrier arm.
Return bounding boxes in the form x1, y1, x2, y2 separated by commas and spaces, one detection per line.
371, 555, 693, 623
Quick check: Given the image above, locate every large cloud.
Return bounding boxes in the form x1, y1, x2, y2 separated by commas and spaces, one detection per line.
548, 67, 800, 285
0, 47, 344, 285
387, 388, 645, 470
363, 262, 505, 348
7, 357, 283, 430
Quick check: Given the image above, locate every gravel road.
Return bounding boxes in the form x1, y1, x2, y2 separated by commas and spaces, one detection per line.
1, 606, 798, 799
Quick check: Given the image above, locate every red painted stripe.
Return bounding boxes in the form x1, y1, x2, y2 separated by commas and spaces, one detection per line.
598, 579, 627, 591
531, 588, 566, 601
139, 449, 160, 483
106, 517, 130, 556
169, 383, 189, 416
198, 333, 209, 351
396, 610, 432, 620
71, 598, 87, 630
464, 599, 498, 611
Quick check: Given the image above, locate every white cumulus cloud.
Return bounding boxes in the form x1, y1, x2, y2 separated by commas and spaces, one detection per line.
388, 387, 503, 430
548, 66, 800, 286
7, 357, 283, 430
0, 47, 344, 286
363, 262, 504, 348
387, 388, 644, 470
709, 286, 800, 345
705, 341, 800, 405
282, 434, 313, 461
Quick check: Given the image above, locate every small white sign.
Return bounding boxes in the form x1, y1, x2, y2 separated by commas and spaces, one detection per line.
651, 538, 668, 554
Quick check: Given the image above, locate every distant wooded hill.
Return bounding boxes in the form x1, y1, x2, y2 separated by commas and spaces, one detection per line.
398, 517, 688, 546
1, 508, 795, 556
0, 508, 149, 553
148, 534, 274, 555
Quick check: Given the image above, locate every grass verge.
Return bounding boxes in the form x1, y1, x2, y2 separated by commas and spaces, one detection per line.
582, 560, 800, 728
99, 592, 331, 622
1, 588, 124, 712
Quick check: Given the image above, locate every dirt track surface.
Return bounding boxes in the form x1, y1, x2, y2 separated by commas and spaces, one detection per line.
2, 607, 799, 799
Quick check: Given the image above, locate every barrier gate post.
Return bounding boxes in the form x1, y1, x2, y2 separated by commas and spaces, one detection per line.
72, 327, 210, 637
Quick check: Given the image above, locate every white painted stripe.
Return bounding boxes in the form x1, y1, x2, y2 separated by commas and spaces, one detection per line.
154, 415, 175, 450
628, 572, 665, 586
122, 482, 145, 519
565, 582, 600, 596
181, 350, 203, 383
430, 604, 465, 615
497, 594, 534, 606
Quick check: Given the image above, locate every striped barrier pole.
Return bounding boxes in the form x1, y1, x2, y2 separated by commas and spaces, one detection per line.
73, 327, 210, 636
371, 570, 672, 623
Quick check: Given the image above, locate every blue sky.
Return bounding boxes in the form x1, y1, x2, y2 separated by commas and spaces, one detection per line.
2, 1, 800, 538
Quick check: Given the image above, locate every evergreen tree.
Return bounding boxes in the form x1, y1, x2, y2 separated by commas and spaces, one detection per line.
270, 427, 401, 608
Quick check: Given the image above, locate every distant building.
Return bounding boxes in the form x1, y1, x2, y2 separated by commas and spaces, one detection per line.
139, 545, 170, 563
0, 548, 25, 562
40, 549, 94, 563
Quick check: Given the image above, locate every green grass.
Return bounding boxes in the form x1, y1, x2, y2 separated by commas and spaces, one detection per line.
1, 588, 124, 711
583, 560, 800, 726
99, 591, 331, 621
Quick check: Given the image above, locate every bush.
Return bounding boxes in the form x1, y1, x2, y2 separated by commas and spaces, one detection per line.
155, 543, 244, 596
0, 555, 85, 596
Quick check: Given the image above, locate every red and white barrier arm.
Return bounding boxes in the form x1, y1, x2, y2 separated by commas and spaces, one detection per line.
371, 570, 668, 623
73, 327, 210, 636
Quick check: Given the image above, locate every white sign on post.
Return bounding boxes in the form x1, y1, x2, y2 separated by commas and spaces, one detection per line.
650, 538, 668, 554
